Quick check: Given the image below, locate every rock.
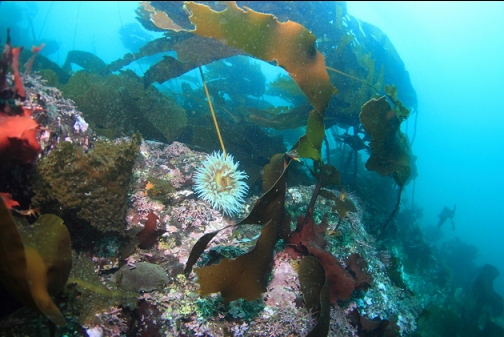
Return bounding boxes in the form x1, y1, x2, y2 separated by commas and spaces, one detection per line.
113, 262, 169, 292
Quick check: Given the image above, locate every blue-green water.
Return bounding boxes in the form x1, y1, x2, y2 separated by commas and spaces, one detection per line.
347, 1, 504, 297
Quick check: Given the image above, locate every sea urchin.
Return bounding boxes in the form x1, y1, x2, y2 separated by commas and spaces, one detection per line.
193, 151, 248, 216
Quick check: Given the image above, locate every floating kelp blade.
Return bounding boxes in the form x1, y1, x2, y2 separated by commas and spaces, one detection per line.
359, 96, 411, 186
142, 1, 337, 112
294, 109, 325, 161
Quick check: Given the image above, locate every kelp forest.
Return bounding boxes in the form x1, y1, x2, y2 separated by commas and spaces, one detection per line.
1, 2, 502, 337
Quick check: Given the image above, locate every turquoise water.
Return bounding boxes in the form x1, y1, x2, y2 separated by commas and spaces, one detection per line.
347, 1, 504, 297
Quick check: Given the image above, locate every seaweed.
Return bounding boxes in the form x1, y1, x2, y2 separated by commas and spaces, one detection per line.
145, 177, 176, 202
53, 3, 424, 335
298, 256, 330, 337
266, 73, 307, 106
108, 32, 243, 86
205, 55, 266, 100
62, 50, 109, 75
347, 309, 400, 337
359, 95, 411, 186
359, 91, 412, 231
294, 109, 325, 161
0, 30, 42, 164
245, 102, 312, 130
141, 1, 337, 112
0, 197, 71, 326
136, 211, 165, 249
287, 213, 357, 303
66, 253, 137, 327
319, 188, 357, 220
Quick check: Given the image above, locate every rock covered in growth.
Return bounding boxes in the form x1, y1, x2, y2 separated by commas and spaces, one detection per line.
32, 134, 141, 233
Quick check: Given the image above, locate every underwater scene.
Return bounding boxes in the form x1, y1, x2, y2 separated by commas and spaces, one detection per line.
1, 1, 503, 336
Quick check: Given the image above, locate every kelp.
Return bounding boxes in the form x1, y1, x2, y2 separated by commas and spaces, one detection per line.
298, 256, 330, 337
143, 36, 243, 87
0, 197, 71, 326
246, 102, 312, 130
185, 153, 292, 303
359, 92, 412, 232
267, 73, 307, 106
385, 84, 410, 121
312, 162, 342, 188
204, 55, 266, 101
67, 253, 137, 327
140, 1, 184, 31
308, 160, 353, 222
359, 95, 411, 186
62, 50, 109, 75
142, 1, 336, 112
108, 33, 243, 86
294, 109, 325, 161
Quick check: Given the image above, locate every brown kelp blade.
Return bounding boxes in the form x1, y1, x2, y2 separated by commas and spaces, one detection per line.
142, 1, 337, 112
0, 198, 72, 326
195, 219, 276, 302
299, 256, 330, 337
359, 95, 411, 186
293, 109, 325, 161
184, 225, 232, 276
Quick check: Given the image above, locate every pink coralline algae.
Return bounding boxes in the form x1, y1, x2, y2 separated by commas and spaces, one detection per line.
264, 252, 299, 310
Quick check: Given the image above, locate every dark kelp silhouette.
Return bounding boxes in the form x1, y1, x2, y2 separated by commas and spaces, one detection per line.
360, 85, 412, 232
